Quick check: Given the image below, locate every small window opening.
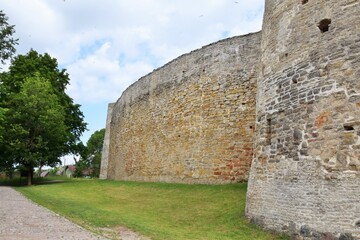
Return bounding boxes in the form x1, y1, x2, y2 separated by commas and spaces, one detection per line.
250, 126, 253, 129
284, 53, 288, 57
344, 125, 354, 131
318, 19, 331, 33
356, 220, 360, 228
302, 0, 308, 4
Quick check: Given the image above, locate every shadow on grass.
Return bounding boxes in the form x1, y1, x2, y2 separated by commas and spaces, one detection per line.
0, 176, 71, 187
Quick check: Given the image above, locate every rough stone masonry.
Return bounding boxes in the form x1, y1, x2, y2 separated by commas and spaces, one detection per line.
246, 0, 360, 239
101, 33, 261, 184
101, 0, 360, 238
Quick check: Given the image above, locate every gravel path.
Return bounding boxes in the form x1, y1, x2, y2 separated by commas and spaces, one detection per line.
0, 186, 107, 240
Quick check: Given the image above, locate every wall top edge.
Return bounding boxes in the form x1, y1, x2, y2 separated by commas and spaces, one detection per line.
113, 30, 262, 106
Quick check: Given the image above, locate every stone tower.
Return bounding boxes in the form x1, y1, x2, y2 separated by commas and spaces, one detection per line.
246, 0, 360, 238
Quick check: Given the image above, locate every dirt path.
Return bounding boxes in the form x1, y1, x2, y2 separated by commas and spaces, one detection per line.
0, 186, 107, 240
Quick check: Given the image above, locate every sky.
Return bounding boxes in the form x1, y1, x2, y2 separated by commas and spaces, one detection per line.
0, 0, 264, 164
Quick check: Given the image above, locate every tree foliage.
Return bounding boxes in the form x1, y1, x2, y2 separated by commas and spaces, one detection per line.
4, 75, 67, 184
0, 50, 87, 185
76, 129, 105, 178
0, 10, 18, 65
87, 128, 105, 177
87, 129, 105, 158
1, 49, 87, 153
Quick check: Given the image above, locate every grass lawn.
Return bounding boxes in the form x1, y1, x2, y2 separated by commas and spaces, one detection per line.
5, 177, 287, 240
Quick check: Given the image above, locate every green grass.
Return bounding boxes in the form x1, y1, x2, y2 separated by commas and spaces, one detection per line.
3, 177, 287, 240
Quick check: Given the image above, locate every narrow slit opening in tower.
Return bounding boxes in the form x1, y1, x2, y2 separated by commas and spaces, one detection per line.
356, 220, 360, 228
266, 118, 272, 145
318, 19, 331, 33
344, 125, 354, 131
302, 0, 308, 4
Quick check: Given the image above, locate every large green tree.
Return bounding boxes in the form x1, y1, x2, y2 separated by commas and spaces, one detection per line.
0, 103, 10, 176
0, 10, 17, 175
3, 74, 67, 185
0, 50, 87, 184
1, 49, 87, 152
0, 10, 18, 65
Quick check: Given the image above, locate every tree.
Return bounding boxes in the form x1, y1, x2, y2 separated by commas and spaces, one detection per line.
0, 50, 87, 184
1, 49, 87, 153
76, 129, 105, 178
0, 10, 17, 176
3, 74, 67, 185
0, 10, 18, 65
0, 104, 12, 176
86, 128, 105, 177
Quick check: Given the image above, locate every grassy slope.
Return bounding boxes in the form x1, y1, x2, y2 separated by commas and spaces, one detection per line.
13, 178, 286, 240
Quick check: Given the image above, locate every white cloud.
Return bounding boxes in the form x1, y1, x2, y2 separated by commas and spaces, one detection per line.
66, 41, 153, 103
1, 0, 264, 102
0, 0, 264, 140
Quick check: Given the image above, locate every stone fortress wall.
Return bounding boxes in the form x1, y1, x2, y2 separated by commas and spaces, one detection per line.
101, 0, 360, 238
99, 103, 114, 180
102, 33, 261, 184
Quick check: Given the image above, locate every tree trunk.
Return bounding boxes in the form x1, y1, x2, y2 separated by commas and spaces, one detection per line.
38, 166, 42, 176
27, 167, 33, 186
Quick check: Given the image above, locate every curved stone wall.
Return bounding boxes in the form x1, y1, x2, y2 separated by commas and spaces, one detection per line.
100, 0, 360, 237
105, 33, 261, 184
247, 0, 360, 238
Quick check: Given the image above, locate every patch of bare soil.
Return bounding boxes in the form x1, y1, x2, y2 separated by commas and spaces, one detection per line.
96, 226, 151, 240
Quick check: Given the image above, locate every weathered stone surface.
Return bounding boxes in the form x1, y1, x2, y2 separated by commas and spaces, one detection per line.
103, 33, 260, 184
246, 0, 360, 239
99, 103, 114, 179
100, 0, 360, 238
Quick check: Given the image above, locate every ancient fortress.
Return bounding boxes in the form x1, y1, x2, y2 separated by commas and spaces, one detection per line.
100, 0, 360, 238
